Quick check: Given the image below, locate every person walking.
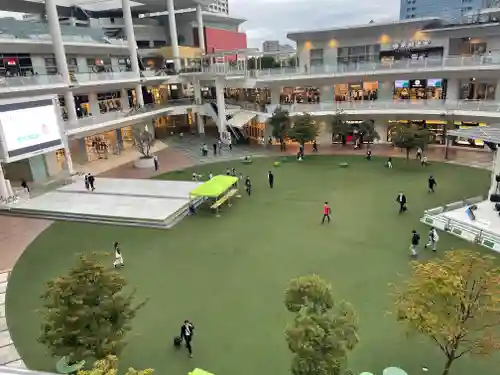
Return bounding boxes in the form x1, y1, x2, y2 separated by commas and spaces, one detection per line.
312, 140, 318, 152
268, 170, 274, 189
410, 230, 420, 258
180, 320, 195, 358
154, 155, 159, 171
386, 157, 393, 169
416, 147, 422, 160
84, 174, 90, 190
113, 242, 124, 268
321, 202, 331, 224
425, 227, 439, 252
245, 176, 252, 196
212, 143, 217, 156
428, 175, 437, 193
88, 173, 95, 191
396, 191, 407, 213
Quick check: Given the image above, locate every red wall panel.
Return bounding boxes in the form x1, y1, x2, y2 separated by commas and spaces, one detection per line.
204, 27, 247, 61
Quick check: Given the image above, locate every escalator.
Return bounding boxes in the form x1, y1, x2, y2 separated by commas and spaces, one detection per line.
208, 103, 247, 143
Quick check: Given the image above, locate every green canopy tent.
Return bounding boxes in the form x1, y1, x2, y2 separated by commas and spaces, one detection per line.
189, 175, 239, 216
190, 175, 238, 198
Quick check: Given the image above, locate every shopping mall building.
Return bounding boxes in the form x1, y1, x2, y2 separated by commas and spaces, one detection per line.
0, 0, 500, 199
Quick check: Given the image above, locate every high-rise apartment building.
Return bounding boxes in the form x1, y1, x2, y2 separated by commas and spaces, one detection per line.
400, 0, 488, 21
208, 0, 229, 14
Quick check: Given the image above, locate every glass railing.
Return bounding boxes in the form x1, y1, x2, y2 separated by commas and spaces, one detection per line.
0, 74, 66, 88
272, 100, 500, 113
256, 56, 500, 77
72, 71, 140, 83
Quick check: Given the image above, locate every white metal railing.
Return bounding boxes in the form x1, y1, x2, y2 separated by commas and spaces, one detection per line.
72, 71, 140, 83
275, 100, 500, 114
420, 196, 500, 252
255, 56, 500, 78
0, 74, 66, 88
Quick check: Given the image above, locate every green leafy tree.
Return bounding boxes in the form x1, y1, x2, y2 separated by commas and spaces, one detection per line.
268, 107, 291, 149
78, 355, 153, 375
390, 124, 429, 160
330, 110, 349, 145
289, 113, 319, 147
393, 250, 500, 375
285, 275, 359, 375
359, 120, 380, 145
39, 253, 147, 363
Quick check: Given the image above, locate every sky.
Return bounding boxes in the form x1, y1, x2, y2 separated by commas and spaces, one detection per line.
230, 0, 400, 49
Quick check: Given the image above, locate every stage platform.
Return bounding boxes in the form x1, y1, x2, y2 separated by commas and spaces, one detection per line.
421, 197, 500, 252
0, 178, 203, 229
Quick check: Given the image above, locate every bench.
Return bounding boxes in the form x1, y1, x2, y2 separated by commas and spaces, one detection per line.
210, 189, 239, 215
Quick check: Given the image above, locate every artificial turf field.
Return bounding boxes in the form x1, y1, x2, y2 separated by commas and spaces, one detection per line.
6, 155, 500, 375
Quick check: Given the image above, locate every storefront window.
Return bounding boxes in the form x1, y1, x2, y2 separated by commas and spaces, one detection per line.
335, 82, 378, 101
0, 54, 34, 76
459, 79, 496, 100
393, 79, 445, 100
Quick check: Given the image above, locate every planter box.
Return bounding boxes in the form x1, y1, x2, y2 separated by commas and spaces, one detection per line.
134, 157, 155, 169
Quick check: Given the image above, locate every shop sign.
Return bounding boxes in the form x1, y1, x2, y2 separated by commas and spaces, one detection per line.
392, 40, 431, 49
410, 79, 427, 88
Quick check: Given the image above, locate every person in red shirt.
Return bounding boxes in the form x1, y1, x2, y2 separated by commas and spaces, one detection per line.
322, 202, 331, 224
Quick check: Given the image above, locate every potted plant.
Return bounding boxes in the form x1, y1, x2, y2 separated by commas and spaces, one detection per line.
132, 124, 156, 169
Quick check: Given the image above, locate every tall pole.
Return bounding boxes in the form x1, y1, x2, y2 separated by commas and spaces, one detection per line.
122, 0, 144, 107
167, 0, 181, 72
46, 0, 78, 123
196, 5, 205, 53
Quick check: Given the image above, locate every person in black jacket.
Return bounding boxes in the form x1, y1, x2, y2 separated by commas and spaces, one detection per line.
180, 320, 195, 358
268, 171, 274, 189
410, 230, 420, 258
428, 175, 437, 193
396, 192, 407, 213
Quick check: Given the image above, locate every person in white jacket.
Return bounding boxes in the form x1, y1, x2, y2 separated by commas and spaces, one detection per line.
425, 228, 439, 252
113, 242, 124, 268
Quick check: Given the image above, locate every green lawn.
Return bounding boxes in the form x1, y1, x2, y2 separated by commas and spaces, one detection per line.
6, 155, 498, 375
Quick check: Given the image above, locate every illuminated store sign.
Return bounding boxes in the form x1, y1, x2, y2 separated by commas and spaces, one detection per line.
392, 40, 431, 49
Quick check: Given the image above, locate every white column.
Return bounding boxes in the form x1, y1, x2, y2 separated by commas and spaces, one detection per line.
320, 86, 334, 102
135, 84, 144, 107
270, 87, 281, 105
489, 150, 500, 196
88, 93, 100, 116
377, 81, 394, 101
0, 164, 7, 199
196, 4, 205, 53
46, 0, 78, 123
5, 180, 12, 198
194, 81, 204, 134
495, 81, 500, 101
167, 0, 181, 72
121, 88, 130, 111
215, 79, 226, 134
374, 120, 389, 143
122, 0, 144, 107
446, 78, 459, 101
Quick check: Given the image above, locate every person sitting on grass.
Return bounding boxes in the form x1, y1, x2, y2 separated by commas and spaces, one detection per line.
386, 157, 393, 169
366, 149, 372, 160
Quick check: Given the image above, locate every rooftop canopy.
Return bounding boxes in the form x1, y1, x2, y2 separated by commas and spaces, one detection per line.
448, 126, 500, 143
189, 175, 238, 198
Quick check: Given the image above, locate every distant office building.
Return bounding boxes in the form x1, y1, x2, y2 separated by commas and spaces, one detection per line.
263, 40, 295, 53
208, 0, 229, 14
400, 0, 488, 21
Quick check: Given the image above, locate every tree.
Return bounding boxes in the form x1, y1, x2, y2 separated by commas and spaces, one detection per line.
285, 274, 334, 313
39, 253, 147, 363
287, 56, 298, 67
358, 120, 380, 145
285, 275, 359, 375
330, 110, 350, 145
132, 124, 155, 158
393, 250, 500, 375
268, 107, 291, 150
78, 356, 153, 375
288, 113, 319, 147
390, 124, 429, 159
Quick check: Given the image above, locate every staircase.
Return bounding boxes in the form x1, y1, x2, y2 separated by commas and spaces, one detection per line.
204, 102, 247, 143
